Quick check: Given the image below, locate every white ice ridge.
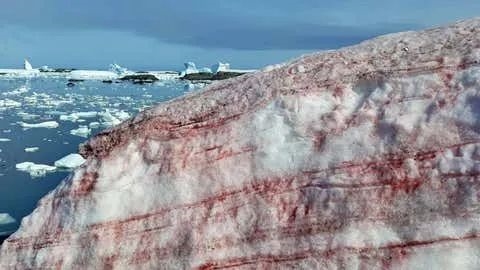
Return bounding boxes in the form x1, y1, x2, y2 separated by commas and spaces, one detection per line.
19, 121, 59, 129
0, 214, 15, 225
54, 154, 86, 169
15, 162, 56, 178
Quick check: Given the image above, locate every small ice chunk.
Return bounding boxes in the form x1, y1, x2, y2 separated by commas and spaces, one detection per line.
89, 122, 100, 128
25, 147, 39, 153
15, 162, 56, 177
99, 110, 121, 127
60, 114, 78, 122
0, 138, 11, 142
54, 153, 86, 169
0, 213, 15, 225
70, 126, 91, 137
0, 99, 21, 108
20, 121, 59, 129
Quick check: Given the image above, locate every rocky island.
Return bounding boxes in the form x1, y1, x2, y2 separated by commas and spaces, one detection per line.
1, 18, 480, 269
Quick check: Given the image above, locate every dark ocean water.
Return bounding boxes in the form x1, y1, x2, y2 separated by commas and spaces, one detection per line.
0, 77, 191, 242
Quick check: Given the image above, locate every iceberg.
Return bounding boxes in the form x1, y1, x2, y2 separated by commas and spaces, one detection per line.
179, 62, 199, 77
109, 63, 129, 75
24, 59, 33, 70
20, 121, 59, 129
54, 154, 86, 169
15, 162, 56, 177
0, 138, 11, 142
0, 214, 15, 225
211, 62, 230, 73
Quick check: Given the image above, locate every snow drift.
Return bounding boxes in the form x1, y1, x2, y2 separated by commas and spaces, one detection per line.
2, 18, 480, 269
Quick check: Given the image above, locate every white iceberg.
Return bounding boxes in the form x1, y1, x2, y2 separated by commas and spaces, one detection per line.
179, 62, 199, 77
25, 147, 39, 153
109, 63, 129, 75
20, 121, 59, 129
0, 138, 11, 142
24, 59, 33, 70
211, 62, 230, 73
70, 126, 91, 138
15, 162, 56, 177
0, 213, 15, 225
54, 153, 86, 169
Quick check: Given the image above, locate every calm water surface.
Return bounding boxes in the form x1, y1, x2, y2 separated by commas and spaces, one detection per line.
0, 77, 192, 238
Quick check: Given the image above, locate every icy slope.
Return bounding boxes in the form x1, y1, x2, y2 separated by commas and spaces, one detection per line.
2, 18, 480, 269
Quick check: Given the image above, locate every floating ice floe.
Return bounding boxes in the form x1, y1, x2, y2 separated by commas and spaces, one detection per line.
0, 138, 11, 142
25, 147, 39, 153
0, 99, 21, 109
70, 126, 91, 137
20, 121, 59, 129
54, 153, 86, 169
89, 122, 101, 129
98, 110, 130, 127
0, 213, 15, 225
17, 112, 39, 120
69, 70, 118, 81
15, 162, 56, 177
2, 85, 29, 96
60, 111, 98, 122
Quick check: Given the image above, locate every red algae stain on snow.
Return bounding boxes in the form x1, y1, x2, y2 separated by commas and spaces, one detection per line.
3, 18, 480, 270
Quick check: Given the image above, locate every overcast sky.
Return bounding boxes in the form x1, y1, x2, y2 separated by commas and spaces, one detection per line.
0, 0, 478, 70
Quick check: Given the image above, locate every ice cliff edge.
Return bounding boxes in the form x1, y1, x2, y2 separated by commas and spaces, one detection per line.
2, 18, 480, 269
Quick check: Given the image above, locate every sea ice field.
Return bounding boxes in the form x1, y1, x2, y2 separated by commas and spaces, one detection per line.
0, 77, 194, 237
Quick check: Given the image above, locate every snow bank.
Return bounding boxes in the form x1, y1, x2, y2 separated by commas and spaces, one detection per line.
15, 162, 56, 177
54, 154, 86, 169
20, 121, 59, 129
